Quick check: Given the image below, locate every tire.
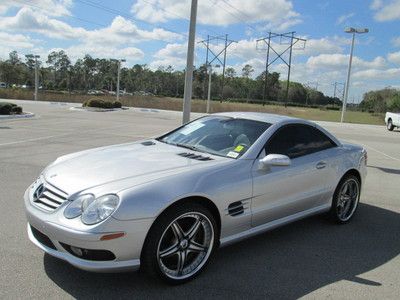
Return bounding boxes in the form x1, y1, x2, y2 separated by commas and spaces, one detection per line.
141, 202, 218, 284
329, 175, 361, 224
387, 119, 394, 131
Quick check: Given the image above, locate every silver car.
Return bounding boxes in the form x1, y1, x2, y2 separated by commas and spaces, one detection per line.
25, 112, 367, 283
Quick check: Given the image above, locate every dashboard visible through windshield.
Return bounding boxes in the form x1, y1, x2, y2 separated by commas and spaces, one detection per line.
158, 116, 271, 158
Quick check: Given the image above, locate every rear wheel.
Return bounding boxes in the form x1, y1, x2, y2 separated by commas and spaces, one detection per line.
141, 203, 217, 284
330, 175, 360, 223
387, 119, 394, 131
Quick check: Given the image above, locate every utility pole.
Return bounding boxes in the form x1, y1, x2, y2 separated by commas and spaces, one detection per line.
198, 34, 237, 100
116, 59, 126, 102
206, 64, 220, 113
182, 0, 198, 124
34, 55, 40, 101
257, 32, 306, 106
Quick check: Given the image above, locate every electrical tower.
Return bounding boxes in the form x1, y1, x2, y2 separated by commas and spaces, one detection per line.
333, 82, 345, 106
256, 32, 306, 106
198, 34, 237, 99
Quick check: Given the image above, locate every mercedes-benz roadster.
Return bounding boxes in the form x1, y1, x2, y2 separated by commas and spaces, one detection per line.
25, 112, 367, 283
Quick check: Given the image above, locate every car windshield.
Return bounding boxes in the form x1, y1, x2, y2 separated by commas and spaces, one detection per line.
158, 116, 271, 158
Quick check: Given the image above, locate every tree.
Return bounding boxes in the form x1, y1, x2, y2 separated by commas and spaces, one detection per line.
241, 64, 254, 78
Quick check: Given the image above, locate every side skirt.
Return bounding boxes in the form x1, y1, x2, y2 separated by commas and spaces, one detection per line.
219, 204, 331, 247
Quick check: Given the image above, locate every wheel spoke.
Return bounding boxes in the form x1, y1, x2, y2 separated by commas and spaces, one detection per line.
171, 221, 184, 241
188, 240, 206, 253
186, 216, 202, 239
159, 243, 179, 258
177, 250, 186, 274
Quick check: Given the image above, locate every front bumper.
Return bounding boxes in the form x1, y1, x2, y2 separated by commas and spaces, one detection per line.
25, 187, 154, 273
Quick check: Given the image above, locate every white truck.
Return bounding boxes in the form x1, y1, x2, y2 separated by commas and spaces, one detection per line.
385, 112, 400, 131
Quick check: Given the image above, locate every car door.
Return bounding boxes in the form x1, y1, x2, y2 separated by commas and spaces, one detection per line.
251, 123, 337, 227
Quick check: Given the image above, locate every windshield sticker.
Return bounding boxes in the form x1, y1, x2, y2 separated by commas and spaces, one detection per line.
180, 122, 205, 135
227, 151, 240, 158
234, 145, 244, 152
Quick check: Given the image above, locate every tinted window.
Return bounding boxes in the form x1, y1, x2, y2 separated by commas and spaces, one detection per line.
159, 116, 271, 159
265, 124, 336, 158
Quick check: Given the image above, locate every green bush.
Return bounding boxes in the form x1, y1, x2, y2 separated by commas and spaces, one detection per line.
82, 98, 122, 109
0, 102, 22, 115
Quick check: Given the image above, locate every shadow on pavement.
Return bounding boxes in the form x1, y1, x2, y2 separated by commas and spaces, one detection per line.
43, 203, 400, 299
368, 165, 400, 175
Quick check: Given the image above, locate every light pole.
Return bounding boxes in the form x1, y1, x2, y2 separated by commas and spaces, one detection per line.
116, 59, 126, 102
341, 27, 368, 123
206, 64, 219, 113
31, 55, 40, 101
182, 0, 198, 124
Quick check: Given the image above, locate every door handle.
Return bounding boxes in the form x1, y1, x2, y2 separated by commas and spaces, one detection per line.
316, 161, 327, 169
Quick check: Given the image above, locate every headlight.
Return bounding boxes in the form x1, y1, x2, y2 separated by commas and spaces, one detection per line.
81, 194, 120, 225
64, 194, 95, 219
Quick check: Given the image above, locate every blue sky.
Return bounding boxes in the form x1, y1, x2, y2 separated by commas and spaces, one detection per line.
1, 0, 400, 102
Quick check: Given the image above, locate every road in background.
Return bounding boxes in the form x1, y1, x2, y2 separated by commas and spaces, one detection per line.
1, 100, 399, 299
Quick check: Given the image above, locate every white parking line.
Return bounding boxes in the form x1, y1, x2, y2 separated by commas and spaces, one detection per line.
353, 142, 400, 162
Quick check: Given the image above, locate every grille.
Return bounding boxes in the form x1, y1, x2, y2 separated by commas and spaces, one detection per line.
177, 152, 213, 161
32, 182, 68, 212
30, 225, 56, 250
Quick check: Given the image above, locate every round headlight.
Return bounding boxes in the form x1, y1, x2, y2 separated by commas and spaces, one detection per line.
81, 194, 119, 225
64, 194, 95, 219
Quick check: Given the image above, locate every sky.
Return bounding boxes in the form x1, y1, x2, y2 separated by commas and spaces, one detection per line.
1, 0, 400, 102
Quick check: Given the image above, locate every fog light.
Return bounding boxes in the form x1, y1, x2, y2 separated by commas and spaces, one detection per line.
70, 246, 83, 257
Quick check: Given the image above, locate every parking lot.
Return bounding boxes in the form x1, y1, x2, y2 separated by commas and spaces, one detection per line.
1, 100, 399, 299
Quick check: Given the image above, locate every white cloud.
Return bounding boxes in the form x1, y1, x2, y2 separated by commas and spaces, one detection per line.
336, 13, 355, 25
0, 32, 38, 59
0, 0, 72, 17
0, 8, 183, 43
388, 51, 400, 64
131, 0, 301, 29
371, 0, 400, 21
149, 43, 189, 69
353, 68, 400, 80
306, 54, 386, 71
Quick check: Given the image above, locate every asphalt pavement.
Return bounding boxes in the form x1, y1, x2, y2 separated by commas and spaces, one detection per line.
0, 100, 399, 299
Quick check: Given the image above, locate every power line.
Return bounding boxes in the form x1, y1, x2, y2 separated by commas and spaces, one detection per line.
75, 0, 187, 39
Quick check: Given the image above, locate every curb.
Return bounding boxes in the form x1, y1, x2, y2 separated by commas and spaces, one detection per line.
0, 112, 35, 120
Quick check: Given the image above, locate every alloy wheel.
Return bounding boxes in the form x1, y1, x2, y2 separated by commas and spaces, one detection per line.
336, 178, 359, 222
157, 212, 214, 280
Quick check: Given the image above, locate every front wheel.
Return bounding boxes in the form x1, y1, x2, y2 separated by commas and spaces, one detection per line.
387, 120, 394, 131
141, 203, 217, 284
330, 175, 360, 223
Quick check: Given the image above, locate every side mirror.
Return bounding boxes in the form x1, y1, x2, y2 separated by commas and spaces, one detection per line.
259, 154, 291, 169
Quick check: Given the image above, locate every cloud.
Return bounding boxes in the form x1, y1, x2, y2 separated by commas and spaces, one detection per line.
0, 0, 72, 17
131, 0, 302, 29
388, 51, 400, 64
353, 68, 400, 80
0, 8, 183, 43
371, 0, 400, 21
336, 13, 355, 25
306, 54, 386, 70
0, 32, 39, 59
149, 43, 189, 69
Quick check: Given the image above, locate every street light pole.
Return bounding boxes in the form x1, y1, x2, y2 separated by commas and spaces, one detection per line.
116, 59, 126, 102
341, 27, 368, 123
182, 0, 198, 124
34, 55, 40, 101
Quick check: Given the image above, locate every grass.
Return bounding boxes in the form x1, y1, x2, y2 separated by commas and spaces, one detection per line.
0, 88, 385, 125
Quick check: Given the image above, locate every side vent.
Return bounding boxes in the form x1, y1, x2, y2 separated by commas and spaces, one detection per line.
177, 152, 213, 161
141, 141, 155, 146
227, 200, 247, 217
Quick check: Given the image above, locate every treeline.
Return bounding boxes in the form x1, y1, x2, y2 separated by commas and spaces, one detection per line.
360, 88, 400, 113
0, 50, 340, 106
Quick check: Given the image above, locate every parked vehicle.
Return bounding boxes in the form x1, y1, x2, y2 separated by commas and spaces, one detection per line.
25, 112, 367, 284
385, 112, 400, 131
0, 82, 6, 88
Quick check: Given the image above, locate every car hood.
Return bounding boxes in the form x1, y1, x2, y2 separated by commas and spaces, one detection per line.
43, 140, 226, 195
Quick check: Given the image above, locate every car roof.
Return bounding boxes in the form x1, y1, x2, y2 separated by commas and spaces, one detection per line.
213, 111, 299, 124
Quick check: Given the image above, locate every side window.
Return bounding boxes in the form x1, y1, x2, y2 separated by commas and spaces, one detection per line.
265, 124, 336, 159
